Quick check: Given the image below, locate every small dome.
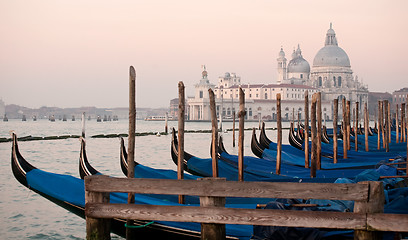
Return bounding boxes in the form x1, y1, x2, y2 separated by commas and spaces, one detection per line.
224, 72, 230, 77
313, 45, 350, 67
287, 57, 310, 73
278, 48, 285, 58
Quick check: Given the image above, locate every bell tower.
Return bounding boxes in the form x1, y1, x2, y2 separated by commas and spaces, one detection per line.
277, 47, 287, 83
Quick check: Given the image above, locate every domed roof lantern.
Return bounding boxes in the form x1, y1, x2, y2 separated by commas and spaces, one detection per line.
295, 44, 302, 56
278, 47, 285, 58
291, 48, 296, 59
325, 22, 338, 46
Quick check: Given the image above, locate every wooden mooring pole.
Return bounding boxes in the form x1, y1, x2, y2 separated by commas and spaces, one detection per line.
377, 101, 381, 150
276, 93, 282, 175
384, 100, 390, 152
342, 98, 347, 159
177, 81, 185, 203
81, 112, 86, 138
346, 100, 351, 150
333, 98, 338, 164
209, 89, 219, 177
402, 103, 406, 142
388, 101, 391, 143
317, 92, 322, 169
364, 102, 369, 152
396, 104, 399, 143
165, 112, 168, 134
304, 91, 309, 168
310, 93, 317, 178
238, 88, 245, 181
381, 101, 386, 149
126, 66, 136, 239
232, 103, 236, 148
355, 102, 359, 151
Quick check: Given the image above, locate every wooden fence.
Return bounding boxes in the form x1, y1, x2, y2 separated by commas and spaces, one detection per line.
85, 175, 408, 240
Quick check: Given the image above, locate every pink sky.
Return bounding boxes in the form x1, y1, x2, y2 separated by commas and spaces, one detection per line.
1, 0, 407, 108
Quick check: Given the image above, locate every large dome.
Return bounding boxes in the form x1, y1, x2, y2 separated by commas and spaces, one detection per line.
313, 24, 351, 68
313, 45, 350, 67
288, 57, 310, 73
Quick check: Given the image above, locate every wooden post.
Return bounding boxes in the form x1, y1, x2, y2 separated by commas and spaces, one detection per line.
353, 181, 385, 240
377, 101, 381, 150
396, 105, 399, 143
333, 98, 338, 164
346, 100, 351, 150
82, 112, 86, 138
85, 183, 111, 240
209, 89, 219, 178
364, 102, 369, 152
381, 101, 386, 149
126, 66, 136, 239
165, 112, 168, 134
385, 100, 390, 152
310, 93, 317, 178
406, 96, 408, 176
342, 98, 347, 159
177, 81, 185, 203
232, 109, 236, 147
198, 178, 226, 240
355, 102, 359, 151
316, 92, 322, 170
304, 91, 309, 168
238, 88, 245, 181
232, 95, 235, 147
388, 101, 391, 143
402, 103, 406, 142
276, 93, 282, 175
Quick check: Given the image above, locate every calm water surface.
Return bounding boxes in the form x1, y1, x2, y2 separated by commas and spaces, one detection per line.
0, 119, 289, 239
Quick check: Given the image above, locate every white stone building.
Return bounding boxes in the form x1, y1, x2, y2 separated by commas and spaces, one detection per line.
186, 24, 367, 121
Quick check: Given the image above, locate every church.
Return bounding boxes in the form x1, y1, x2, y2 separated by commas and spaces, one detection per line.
186, 24, 368, 121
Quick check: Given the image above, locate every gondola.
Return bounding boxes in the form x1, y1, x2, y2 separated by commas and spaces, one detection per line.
12, 133, 248, 240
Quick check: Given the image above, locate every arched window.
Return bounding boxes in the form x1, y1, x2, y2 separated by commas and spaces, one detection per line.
318, 77, 322, 86
333, 76, 336, 86
338, 76, 342, 87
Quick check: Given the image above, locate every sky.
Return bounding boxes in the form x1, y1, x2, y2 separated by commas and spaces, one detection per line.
0, 0, 407, 109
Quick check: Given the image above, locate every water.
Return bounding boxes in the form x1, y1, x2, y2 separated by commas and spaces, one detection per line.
0, 119, 289, 239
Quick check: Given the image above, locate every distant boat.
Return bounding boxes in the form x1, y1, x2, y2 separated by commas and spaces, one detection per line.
22, 115, 26, 121
32, 115, 37, 121
96, 115, 102, 122
112, 115, 119, 121
3, 114, 8, 122
49, 115, 55, 122
62, 115, 67, 121
103, 115, 108, 121
72, 115, 75, 121
144, 116, 174, 121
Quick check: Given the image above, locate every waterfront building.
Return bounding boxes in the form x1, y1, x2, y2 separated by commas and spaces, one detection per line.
392, 87, 408, 106
186, 24, 368, 121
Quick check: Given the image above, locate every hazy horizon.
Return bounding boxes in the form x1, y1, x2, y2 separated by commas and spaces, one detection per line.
1, 0, 407, 109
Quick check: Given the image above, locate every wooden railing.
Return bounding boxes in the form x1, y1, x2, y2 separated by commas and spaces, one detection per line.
85, 175, 408, 240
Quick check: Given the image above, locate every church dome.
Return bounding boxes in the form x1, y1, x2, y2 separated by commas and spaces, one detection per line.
287, 57, 310, 73
313, 24, 351, 68
287, 45, 310, 73
313, 45, 350, 67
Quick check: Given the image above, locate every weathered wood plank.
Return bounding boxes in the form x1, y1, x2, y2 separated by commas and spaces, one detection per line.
85, 176, 369, 201
367, 213, 408, 232
86, 203, 367, 230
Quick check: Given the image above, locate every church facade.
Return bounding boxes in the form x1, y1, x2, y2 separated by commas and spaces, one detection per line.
186, 24, 368, 121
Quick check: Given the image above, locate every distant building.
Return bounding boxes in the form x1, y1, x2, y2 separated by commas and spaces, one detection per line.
186, 24, 367, 121
368, 92, 392, 116
392, 87, 408, 106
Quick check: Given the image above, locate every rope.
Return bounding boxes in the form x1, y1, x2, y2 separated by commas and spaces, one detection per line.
125, 221, 155, 229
